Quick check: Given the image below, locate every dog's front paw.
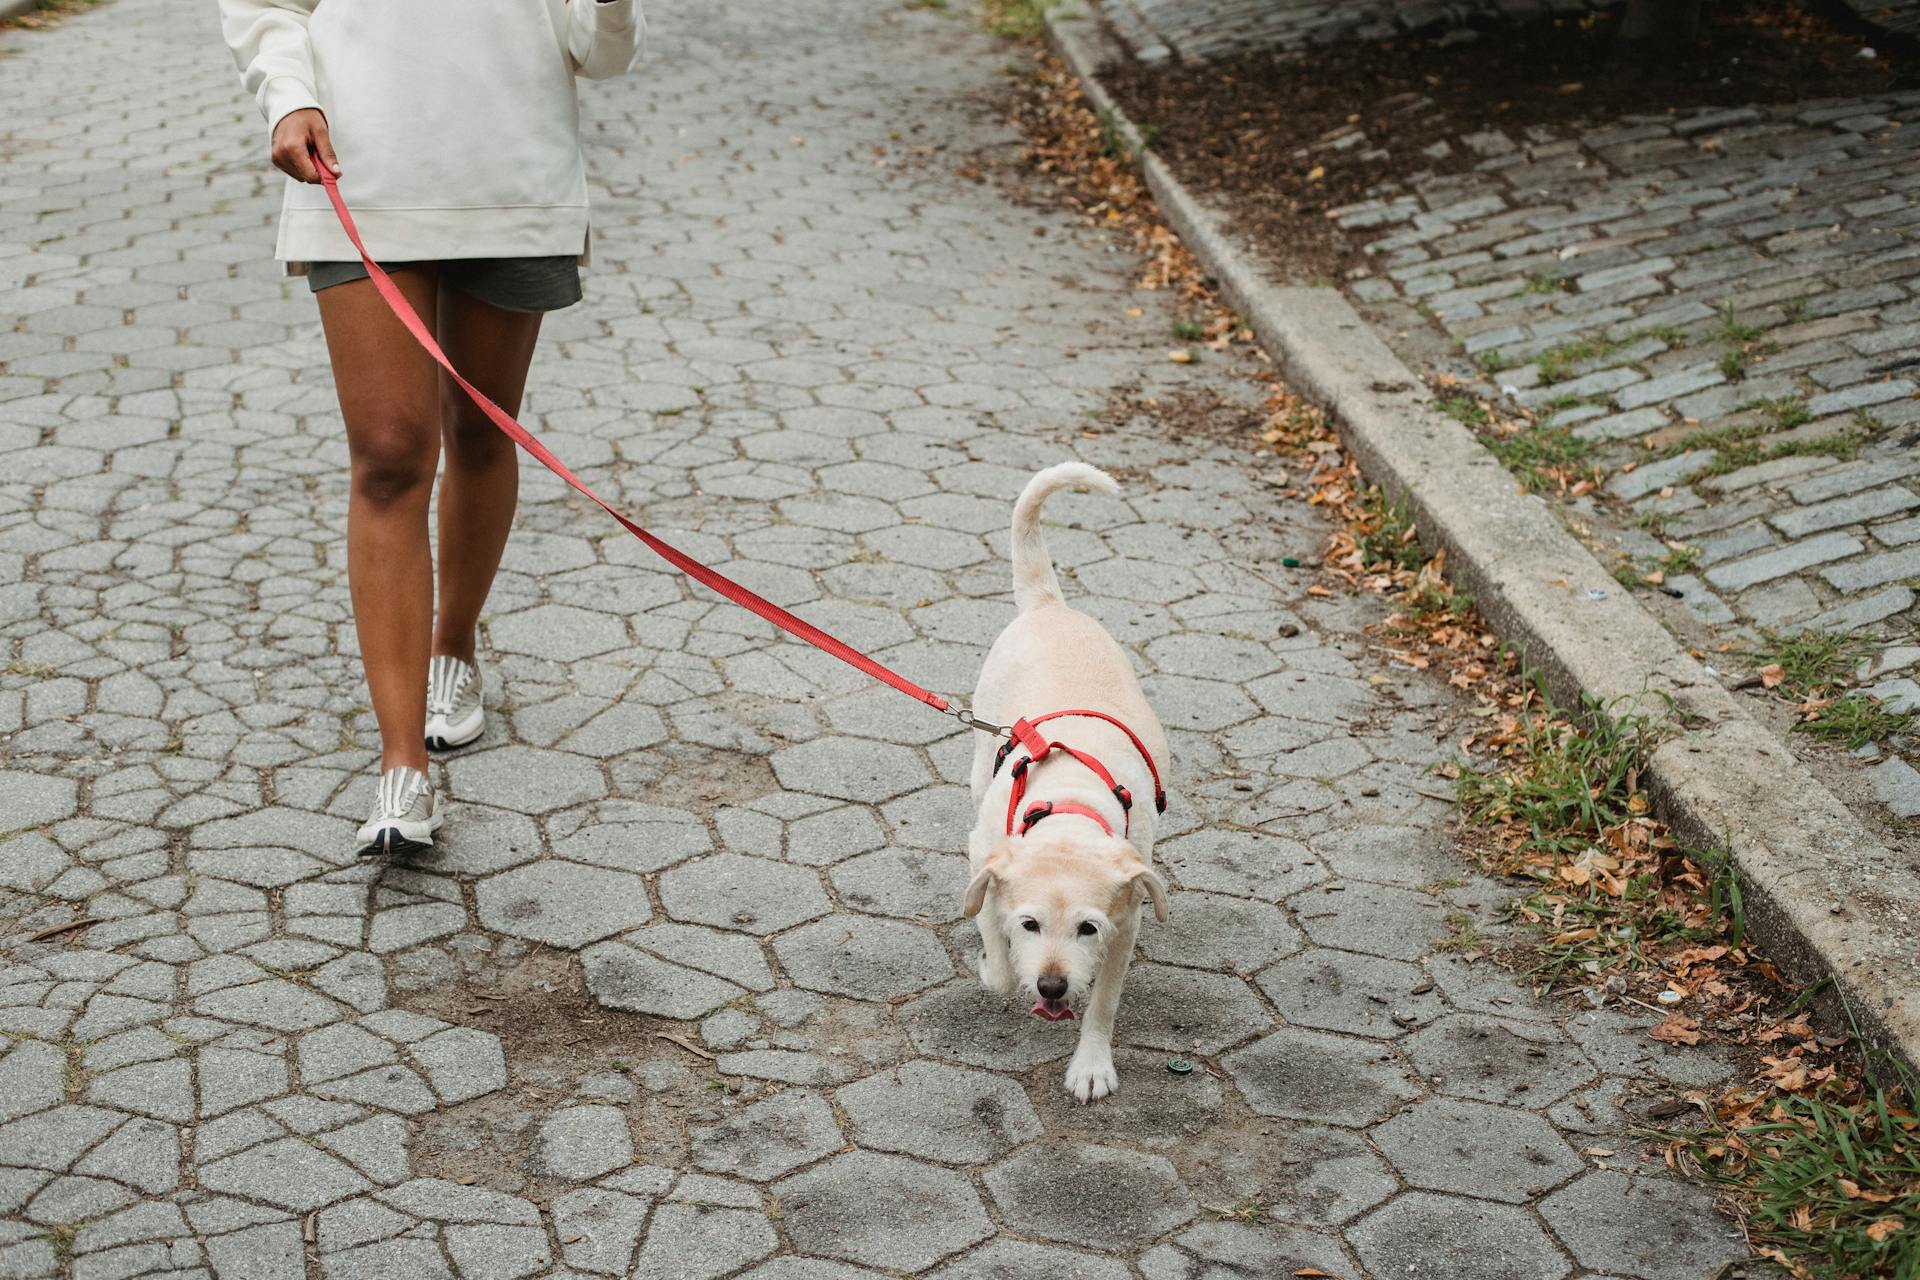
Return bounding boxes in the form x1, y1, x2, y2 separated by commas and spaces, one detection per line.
1064, 1048, 1118, 1103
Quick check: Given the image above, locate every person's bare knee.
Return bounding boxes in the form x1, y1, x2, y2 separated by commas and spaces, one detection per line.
351, 419, 437, 507
441, 403, 512, 470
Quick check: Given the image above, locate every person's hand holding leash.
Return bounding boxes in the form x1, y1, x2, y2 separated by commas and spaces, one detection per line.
272, 108, 339, 183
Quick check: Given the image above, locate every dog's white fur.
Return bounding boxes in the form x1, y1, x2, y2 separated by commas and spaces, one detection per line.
964, 462, 1171, 1103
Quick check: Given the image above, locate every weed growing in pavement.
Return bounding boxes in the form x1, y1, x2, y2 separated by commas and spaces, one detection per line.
1351, 486, 1424, 574
1795, 695, 1915, 750
1476, 349, 1511, 374
1454, 686, 1669, 866
1745, 629, 1868, 699
984, 0, 1056, 38
1741, 396, 1815, 430
1172, 318, 1207, 342
1436, 395, 1489, 426
1717, 303, 1764, 345
1483, 426, 1602, 494
1526, 273, 1564, 295
1668, 1016, 1920, 1280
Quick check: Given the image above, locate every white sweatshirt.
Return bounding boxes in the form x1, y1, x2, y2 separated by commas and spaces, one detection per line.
219, 0, 644, 267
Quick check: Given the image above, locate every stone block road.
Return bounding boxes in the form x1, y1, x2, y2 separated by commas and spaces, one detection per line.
3, 1, 1751, 1277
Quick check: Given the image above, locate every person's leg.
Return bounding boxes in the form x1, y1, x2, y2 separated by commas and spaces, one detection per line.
431, 285, 542, 666
316, 267, 443, 775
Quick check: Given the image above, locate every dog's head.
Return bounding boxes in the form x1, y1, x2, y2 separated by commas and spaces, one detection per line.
963, 831, 1169, 1021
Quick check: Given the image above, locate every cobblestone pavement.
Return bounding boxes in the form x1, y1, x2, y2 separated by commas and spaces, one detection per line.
1098, 0, 1606, 64
1102, 4, 1920, 828
0, 2, 1757, 1277
1337, 93, 1920, 825
1101, 0, 1915, 63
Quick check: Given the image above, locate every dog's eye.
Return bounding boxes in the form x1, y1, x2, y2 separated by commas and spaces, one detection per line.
1021, 919, 1040, 933
1076, 921, 1099, 937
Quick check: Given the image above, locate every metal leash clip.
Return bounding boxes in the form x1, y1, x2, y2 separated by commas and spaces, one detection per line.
944, 702, 1012, 739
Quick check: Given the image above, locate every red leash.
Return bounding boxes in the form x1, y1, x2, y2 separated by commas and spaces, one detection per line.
311, 158, 1005, 738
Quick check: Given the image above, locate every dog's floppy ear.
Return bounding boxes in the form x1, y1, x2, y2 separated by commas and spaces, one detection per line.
963, 866, 995, 919
1112, 845, 1170, 923
964, 844, 1012, 919
1132, 866, 1170, 923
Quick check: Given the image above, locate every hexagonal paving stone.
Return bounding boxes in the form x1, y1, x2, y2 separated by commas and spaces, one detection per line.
475, 861, 651, 949
658, 854, 830, 935
771, 736, 931, 803
631, 1202, 777, 1280
550, 800, 711, 875
1254, 949, 1445, 1038
582, 941, 747, 1020
900, 982, 1077, 1072
1151, 1221, 1351, 1280
1347, 1191, 1571, 1280
1404, 1015, 1597, 1106
1158, 830, 1326, 900
1114, 965, 1272, 1054
690, 1090, 842, 1182
1372, 1098, 1583, 1202
1262, 1124, 1399, 1227
0, 770, 79, 831
1538, 1171, 1746, 1279
928, 1239, 1131, 1280
837, 1060, 1040, 1163
984, 1142, 1196, 1251
1288, 881, 1449, 960
1136, 891, 1302, 972
775, 1152, 991, 1272
488, 603, 630, 661
1023, 1048, 1224, 1141
827, 848, 967, 922
445, 746, 606, 815
1562, 1008, 1737, 1089
771, 916, 952, 1001
1221, 1027, 1419, 1126
536, 1105, 634, 1181
1140, 674, 1259, 732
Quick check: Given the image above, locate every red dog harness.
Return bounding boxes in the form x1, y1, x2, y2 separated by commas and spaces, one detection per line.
994, 711, 1167, 839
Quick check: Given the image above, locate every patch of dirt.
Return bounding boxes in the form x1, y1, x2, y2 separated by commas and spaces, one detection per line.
400, 948, 717, 1194
1099, 0, 1912, 280
610, 738, 780, 816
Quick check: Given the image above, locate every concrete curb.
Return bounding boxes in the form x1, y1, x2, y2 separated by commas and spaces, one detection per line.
1043, 2, 1920, 1071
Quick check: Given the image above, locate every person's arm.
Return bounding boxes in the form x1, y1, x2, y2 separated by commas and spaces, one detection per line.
217, 0, 337, 183
566, 0, 645, 81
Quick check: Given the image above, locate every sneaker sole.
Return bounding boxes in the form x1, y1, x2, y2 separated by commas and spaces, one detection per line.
426, 709, 484, 753
356, 826, 436, 860
355, 807, 445, 860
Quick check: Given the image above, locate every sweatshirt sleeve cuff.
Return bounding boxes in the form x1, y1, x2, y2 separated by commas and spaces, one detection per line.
259, 75, 323, 133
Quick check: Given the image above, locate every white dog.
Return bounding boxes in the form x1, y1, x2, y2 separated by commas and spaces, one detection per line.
964, 462, 1172, 1102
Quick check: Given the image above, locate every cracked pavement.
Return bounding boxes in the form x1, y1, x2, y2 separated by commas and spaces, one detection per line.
2, 1, 1755, 1277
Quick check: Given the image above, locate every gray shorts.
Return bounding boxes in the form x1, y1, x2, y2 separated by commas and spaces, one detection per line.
307, 256, 582, 313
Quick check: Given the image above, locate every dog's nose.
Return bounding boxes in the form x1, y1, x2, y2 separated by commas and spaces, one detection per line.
1036, 974, 1068, 1001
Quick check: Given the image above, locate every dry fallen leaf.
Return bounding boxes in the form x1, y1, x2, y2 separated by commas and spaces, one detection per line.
1168, 350, 1194, 364
1867, 1218, 1906, 1242
1650, 1014, 1704, 1046
1760, 663, 1785, 689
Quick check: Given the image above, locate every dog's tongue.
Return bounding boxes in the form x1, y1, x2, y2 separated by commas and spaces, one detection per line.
1030, 999, 1075, 1021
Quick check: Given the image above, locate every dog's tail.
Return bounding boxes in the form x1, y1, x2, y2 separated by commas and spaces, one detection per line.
1011, 461, 1119, 613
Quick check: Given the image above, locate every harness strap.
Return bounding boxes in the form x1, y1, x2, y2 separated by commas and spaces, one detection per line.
1019, 800, 1114, 837
993, 709, 1167, 839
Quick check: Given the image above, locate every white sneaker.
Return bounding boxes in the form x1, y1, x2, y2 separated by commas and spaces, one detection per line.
425, 655, 484, 751
356, 766, 443, 859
